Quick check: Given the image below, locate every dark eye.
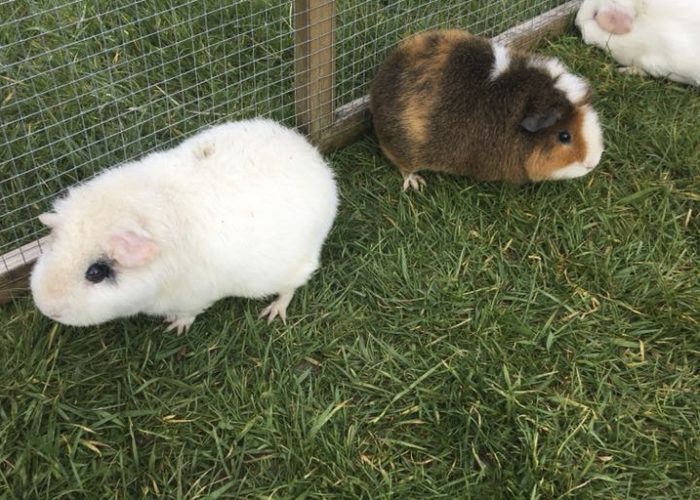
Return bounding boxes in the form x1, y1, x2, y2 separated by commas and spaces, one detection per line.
558, 131, 572, 144
85, 262, 113, 283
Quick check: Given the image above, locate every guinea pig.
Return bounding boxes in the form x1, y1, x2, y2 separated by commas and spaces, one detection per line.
369, 29, 604, 190
30, 119, 338, 333
576, 0, 700, 86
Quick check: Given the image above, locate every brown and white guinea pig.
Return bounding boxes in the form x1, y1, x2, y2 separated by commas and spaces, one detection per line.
370, 30, 604, 190
30, 119, 338, 333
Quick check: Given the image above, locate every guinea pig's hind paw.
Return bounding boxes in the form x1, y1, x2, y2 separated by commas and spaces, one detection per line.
617, 65, 647, 76
165, 316, 195, 335
402, 173, 426, 192
258, 291, 295, 325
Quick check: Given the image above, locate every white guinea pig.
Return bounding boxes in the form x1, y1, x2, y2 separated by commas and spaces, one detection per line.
31, 119, 339, 333
576, 0, 700, 86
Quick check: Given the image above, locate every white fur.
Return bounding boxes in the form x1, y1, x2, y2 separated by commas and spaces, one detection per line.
31, 119, 338, 328
530, 57, 567, 80
555, 73, 590, 105
529, 57, 590, 103
489, 42, 512, 80
547, 163, 592, 180
581, 105, 605, 171
576, 0, 700, 86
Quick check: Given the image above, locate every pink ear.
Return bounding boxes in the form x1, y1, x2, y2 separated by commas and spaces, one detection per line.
595, 8, 634, 35
39, 212, 60, 228
107, 230, 160, 268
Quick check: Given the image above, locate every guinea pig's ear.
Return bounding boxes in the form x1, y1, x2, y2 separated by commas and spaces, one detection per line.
520, 108, 561, 133
596, 6, 634, 35
38, 212, 60, 228
107, 230, 160, 268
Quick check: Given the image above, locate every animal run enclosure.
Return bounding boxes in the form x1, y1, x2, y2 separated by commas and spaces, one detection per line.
0, 0, 580, 299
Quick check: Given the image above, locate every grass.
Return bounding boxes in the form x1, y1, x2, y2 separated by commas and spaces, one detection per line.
2, 5, 700, 500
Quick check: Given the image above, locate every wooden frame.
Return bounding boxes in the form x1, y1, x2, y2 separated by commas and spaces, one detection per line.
0, 0, 582, 304
294, 0, 336, 144
0, 237, 48, 303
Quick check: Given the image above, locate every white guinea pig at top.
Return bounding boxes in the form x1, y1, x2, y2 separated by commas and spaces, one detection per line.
576, 0, 700, 86
31, 119, 339, 333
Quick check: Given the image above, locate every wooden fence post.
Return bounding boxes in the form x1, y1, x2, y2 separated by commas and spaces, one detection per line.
294, 0, 336, 144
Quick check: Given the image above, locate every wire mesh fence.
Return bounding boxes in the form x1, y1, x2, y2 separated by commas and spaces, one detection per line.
1, 0, 572, 274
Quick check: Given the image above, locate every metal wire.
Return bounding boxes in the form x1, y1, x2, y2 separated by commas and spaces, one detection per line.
0, 0, 569, 272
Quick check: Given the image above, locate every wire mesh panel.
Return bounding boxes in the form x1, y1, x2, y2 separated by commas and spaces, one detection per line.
335, 0, 568, 114
1, 0, 571, 275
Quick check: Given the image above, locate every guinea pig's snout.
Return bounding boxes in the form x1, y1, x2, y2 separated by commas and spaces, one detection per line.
34, 296, 66, 321
31, 274, 68, 322
35, 297, 84, 325
44, 309, 63, 321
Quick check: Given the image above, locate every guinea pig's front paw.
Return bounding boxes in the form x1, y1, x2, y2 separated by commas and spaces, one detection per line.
617, 65, 647, 77
164, 315, 196, 335
402, 173, 427, 192
258, 290, 295, 325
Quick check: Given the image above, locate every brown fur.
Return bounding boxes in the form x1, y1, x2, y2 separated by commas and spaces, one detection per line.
389, 31, 462, 172
369, 30, 592, 183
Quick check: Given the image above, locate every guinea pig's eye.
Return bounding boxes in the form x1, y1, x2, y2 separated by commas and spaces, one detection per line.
85, 261, 113, 283
558, 131, 572, 144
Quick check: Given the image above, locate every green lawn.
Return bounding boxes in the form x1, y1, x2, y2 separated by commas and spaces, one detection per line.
2, 3, 700, 499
